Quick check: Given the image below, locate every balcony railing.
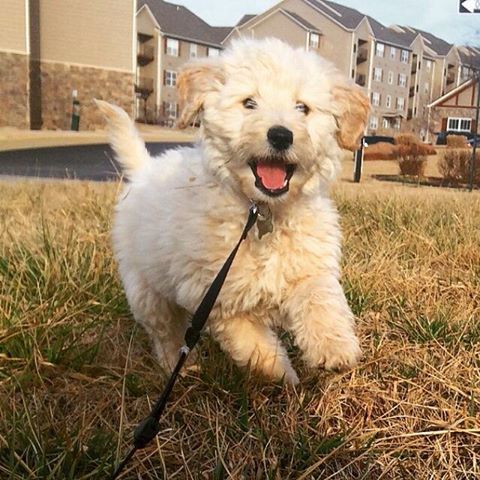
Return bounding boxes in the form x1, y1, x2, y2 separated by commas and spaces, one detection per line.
409, 86, 415, 97
356, 48, 368, 65
407, 108, 413, 120
137, 44, 154, 66
135, 77, 154, 96
355, 73, 366, 86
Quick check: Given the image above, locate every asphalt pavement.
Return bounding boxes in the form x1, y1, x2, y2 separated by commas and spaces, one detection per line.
0, 142, 191, 181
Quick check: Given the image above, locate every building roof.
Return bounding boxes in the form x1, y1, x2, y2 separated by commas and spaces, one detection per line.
138, 0, 231, 47
457, 46, 480, 68
284, 10, 321, 32
408, 27, 452, 56
308, 0, 364, 30
367, 17, 411, 48
236, 14, 255, 27
428, 77, 476, 108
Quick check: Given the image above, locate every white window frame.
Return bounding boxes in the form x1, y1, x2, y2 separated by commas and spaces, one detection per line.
165, 70, 177, 87
447, 117, 471, 132
398, 73, 407, 87
373, 67, 383, 82
376, 42, 385, 57
207, 47, 220, 57
370, 116, 379, 129
424, 82, 429, 94
426, 60, 432, 71
395, 118, 401, 130
382, 118, 390, 129
390, 46, 396, 59
164, 101, 178, 119
388, 71, 394, 84
166, 38, 179, 57
396, 97, 405, 110
386, 95, 392, 108
189, 43, 197, 58
371, 91, 381, 107
309, 32, 320, 49
400, 50, 409, 63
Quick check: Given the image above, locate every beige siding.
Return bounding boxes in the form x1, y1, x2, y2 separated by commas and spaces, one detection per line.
0, 0, 28, 53
34, 0, 135, 71
251, 11, 307, 48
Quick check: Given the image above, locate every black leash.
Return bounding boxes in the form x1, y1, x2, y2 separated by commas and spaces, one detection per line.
110, 203, 259, 479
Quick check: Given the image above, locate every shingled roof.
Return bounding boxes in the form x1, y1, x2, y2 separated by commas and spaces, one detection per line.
284, 10, 321, 32
457, 46, 480, 68
407, 27, 452, 56
138, 0, 232, 47
236, 14, 255, 27
308, 0, 364, 29
367, 17, 411, 48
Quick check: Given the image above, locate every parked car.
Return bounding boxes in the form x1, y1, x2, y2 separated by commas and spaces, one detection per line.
435, 130, 479, 146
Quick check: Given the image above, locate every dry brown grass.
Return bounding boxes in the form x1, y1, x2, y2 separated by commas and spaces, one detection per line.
446, 136, 469, 148
1, 180, 479, 479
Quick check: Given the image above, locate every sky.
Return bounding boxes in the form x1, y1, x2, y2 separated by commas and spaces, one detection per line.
172, 0, 480, 46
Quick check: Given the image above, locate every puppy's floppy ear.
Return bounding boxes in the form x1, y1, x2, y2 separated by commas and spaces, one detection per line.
176, 58, 224, 129
332, 82, 370, 151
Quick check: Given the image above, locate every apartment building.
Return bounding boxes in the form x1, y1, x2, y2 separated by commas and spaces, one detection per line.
135, 0, 231, 123
226, 0, 417, 135
0, 0, 136, 130
226, 0, 479, 139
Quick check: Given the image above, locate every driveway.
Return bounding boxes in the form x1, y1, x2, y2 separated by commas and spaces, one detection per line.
0, 142, 191, 181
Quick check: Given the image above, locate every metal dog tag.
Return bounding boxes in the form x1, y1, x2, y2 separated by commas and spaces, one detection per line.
256, 203, 273, 239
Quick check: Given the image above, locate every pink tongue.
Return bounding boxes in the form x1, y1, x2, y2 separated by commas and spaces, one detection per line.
256, 163, 287, 190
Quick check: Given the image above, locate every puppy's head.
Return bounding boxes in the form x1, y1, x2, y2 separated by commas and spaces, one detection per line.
177, 38, 369, 204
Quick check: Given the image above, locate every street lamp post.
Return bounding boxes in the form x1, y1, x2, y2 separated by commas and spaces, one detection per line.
468, 71, 480, 192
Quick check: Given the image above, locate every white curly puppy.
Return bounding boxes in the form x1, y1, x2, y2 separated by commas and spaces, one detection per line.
97, 38, 369, 385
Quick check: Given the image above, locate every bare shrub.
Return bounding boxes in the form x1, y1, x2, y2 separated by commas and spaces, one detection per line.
394, 133, 419, 146
446, 135, 469, 148
364, 142, 399, 161
439, 148, 480, 185
397, 143, 428, 177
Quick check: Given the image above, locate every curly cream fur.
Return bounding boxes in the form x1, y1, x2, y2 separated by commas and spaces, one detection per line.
98, 38, 369, 385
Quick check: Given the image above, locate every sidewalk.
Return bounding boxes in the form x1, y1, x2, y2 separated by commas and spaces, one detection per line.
0, 124, 197, 152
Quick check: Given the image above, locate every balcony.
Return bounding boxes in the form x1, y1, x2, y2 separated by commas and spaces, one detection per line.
446, 71, 456, 85
135, 77, 154, 96
137, 44, 155, 66
409, 86, 415, 98
356, 48, 368, 65
355, 73, 366, 86
407, 108, 413, 120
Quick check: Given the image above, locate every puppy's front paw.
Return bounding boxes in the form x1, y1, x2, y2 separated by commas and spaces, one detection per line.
306, 335, 362, 371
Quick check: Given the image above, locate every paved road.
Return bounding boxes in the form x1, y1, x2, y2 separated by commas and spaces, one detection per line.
0, 142, 191, 181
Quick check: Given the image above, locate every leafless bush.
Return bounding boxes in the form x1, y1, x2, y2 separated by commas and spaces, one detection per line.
439, 148, 480, 185
396, 142, 429, 177
446, 135, 469, 148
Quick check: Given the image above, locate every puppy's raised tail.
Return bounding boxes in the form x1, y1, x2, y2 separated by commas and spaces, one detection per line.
95, 99, 149, 178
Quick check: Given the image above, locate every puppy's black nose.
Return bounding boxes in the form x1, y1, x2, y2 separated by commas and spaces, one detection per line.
267, 126, 293, 151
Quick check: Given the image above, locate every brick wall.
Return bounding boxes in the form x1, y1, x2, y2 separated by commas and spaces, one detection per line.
39, 62, 135, 130
0, 52, 30, 129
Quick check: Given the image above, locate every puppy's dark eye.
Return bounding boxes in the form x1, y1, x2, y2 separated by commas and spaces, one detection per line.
243, 98, 258, 109
295, 102, 310, 115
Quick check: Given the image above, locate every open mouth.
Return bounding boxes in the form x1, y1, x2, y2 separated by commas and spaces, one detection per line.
249, 160, 296, 197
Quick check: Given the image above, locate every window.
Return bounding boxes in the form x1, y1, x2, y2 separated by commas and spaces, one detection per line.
189, 43, 197, 58
390, 46, 396, 59
447, 117, 472, 132
382, 118, 390, 129
373, 67, 383, 82
395, 118, 401, 130
371, 91, 381, 106
424, 82, 429, 94
388, 71, 394, 84
426, 60, 432, 71
208, 47, 220, 57
309, 32, 320, 49
400, 50, 409, 63
386, 95, 392, 108
396, 97, 405, 110
163, 101, 177, 119
398, 73, 407, 87
370, 116, 379, 129
165, 70, 177, 87
376, 42, 385, 57
166, 38, 179, 56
